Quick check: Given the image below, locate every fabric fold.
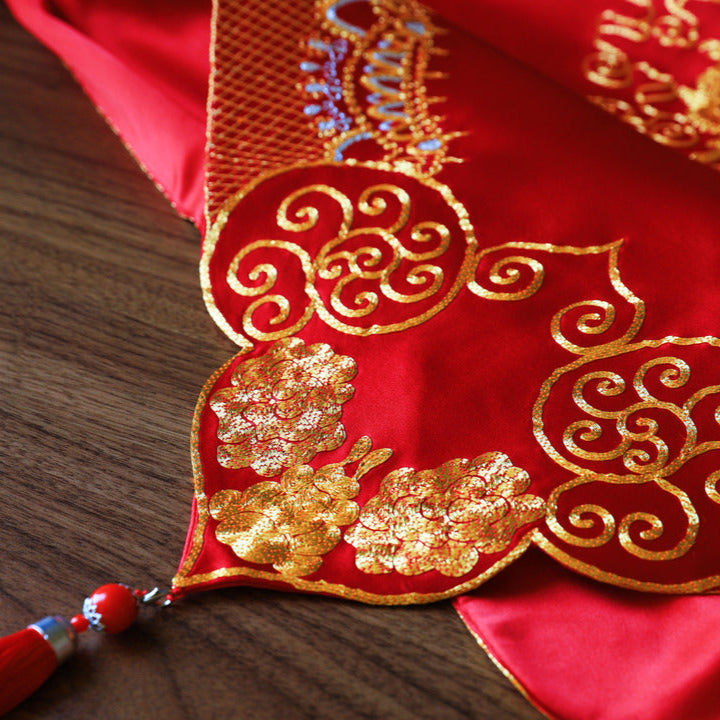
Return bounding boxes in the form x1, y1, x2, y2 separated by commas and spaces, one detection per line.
7, 0, 209, 223
457, 549, 720, 720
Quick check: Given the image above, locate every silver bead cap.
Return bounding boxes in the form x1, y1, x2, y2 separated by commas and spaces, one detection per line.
28, 616, 78, 664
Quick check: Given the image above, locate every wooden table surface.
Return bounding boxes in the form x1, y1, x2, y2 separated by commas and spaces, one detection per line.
0, 6, 546, 719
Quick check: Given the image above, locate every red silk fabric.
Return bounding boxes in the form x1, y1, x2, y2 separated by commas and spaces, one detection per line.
186, 0, 720, 598
8, 0, 210, 224
458, 549, 720, 720
9, 0, 720, 718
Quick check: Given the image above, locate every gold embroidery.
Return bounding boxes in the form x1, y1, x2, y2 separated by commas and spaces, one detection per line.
468, 240, 636, 304
209, 437, 391, 576
206, 0, 327, 221
305, 0, 461, 176
175, 346, 537, 603
520, 235, 720, 589
173, 539, 535, 604
201, 162, 478, 350
544, 473, 699, 560
210, 337, 356, 477
344, 452, 544, 577
705, 468, 720, 503
678, 41, 720, 134
533, 529, 720, 593
536, 327, 720, 570
548, 264, 645, 357
206, 0, 460, 227
206, 186, 646, 351
583, 0, 720, 167
536, 342, 720, 476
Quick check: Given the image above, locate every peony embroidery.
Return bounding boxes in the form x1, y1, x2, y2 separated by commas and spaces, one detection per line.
345, 452, 545, 577
210, 337, 356, 477
210, 438, 392, 576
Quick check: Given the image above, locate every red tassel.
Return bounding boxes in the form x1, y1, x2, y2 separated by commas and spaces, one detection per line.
0, 585, 167, 715
0, 617, 76, 716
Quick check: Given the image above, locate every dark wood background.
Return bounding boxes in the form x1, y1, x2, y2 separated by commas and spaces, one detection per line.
0, 6, 545, 718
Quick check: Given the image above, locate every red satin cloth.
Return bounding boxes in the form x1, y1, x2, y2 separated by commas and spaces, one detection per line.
8, 1, 720, 718
8, 0, 209, 224
458, 549, 720, 720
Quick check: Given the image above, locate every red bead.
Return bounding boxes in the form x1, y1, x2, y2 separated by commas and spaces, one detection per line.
83, 584, 138, 634
70, 614, 90, 633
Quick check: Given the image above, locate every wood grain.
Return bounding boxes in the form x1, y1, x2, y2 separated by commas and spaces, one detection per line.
0, 6, 545, 719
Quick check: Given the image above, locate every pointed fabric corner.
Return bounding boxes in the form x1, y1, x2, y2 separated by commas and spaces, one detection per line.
176, 0, 720, 600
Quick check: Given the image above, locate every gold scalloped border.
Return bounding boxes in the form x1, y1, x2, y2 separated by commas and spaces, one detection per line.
533, 530, 720, 594
172, 350, 537, 605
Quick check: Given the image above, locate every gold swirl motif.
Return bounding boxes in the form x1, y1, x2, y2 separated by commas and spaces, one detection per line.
202, 162, 478, 350
597, 3, 655, 43
550, 295, 645, 356
583, 0, 720, 167
548, 257, 644, 355
469, 254, 545, 302
705, 469, 720, 504
546, 477, 618, 548
536, 333, 720, 570
468, 240, 635, 303
209, 437, 393, 577
572, 371, 627, 419
549, 240, 645, 354
617, 478, 699, 559
582, 41, 634, 89
546, 474, 699, 560
551, 301, 621, 354
539, 350, 701, 477
210, 337, 356, 478
344, 452, 545, 577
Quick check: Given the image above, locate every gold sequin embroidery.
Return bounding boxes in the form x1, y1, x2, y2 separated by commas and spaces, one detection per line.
583, 0, 720, 168
201, 162, 478, 350
536, 314, 720, 572
209, 437, 392, 576
544, 473, 699, 561
210, 337, 356, 477
344, 452, 545, 577
303, 0, 462, 176
175, 342, 539, 602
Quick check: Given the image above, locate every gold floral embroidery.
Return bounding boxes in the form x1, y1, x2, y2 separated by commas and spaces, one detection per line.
583, 0, 720, 167
176, 343, 538, 601
344, 452, 544, 577
210, 337, 356, 477
210, 437, 393, 577
678, 43, 720, 134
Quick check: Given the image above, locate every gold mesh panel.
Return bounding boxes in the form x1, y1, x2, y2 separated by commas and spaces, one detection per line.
206, 0, 327, 222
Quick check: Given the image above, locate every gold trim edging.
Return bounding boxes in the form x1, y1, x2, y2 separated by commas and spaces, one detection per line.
172, 351, 535, 605
457, 611, 559, 720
